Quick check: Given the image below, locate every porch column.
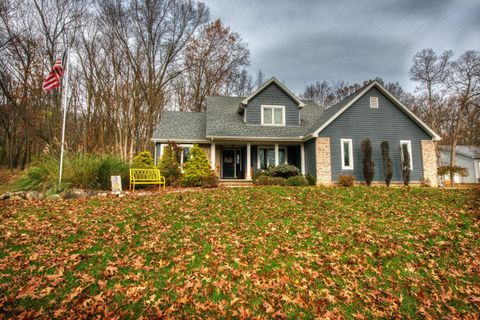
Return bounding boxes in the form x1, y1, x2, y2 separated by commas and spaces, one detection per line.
246, 143, 251, 179
210, 142, 216, 170
274, 143, 279, 166
300, 143, 305, 175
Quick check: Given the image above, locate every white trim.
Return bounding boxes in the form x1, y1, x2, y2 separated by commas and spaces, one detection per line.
400, 140, 413, 170
261, 105, 286, 126
206, 135, 303, 142
340, 138, 354, 170
370, 96, 378, 108
257, 145, 287, 169
151, 138, 210, 143
241, 77, 305, 107
311, 81, 442, 141
274, 143, 279, 165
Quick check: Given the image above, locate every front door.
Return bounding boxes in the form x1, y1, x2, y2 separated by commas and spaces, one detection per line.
222, 149, 242, 178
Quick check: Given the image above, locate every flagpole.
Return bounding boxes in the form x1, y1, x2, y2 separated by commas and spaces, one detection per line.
59, 49, 69, 185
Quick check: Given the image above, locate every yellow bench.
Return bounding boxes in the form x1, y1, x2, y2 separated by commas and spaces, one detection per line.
129, 168, 166, 192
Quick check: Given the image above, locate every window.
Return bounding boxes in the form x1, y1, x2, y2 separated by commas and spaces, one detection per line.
341, 139, 353, 170
261, 105, 285, 126
258, 146, 287, 169
400, 140, 413, 170
160, 144, 192, 169
370, 96, 378, 109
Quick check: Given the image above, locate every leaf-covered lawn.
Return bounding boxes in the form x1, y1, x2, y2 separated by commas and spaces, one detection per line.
0, 187, 479, 319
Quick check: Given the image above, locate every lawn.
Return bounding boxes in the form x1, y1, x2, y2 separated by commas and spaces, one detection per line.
0, 187, 479, 319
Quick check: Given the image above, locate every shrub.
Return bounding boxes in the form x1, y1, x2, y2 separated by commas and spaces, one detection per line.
437, 165, 467, 177
181, 145, 216, 187
361, 139, 375, 186
286, 175, 309, 186
305, 174, 316, 186
380, 141, 393, 186
401, 144, 411, 186
254, 175, 287, 186
15, 153, 130, 193
265, 164, 300, 178
158, 143, 182, 186
97, 155, 130, 190
202, 174, 219, 188
132, 151, 155, 169
420, 178, 431, 187
338, 175, 355, 187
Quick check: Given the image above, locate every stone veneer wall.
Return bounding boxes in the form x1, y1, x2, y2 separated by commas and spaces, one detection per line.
315, 137, 331, 185
421, 140, 438, 187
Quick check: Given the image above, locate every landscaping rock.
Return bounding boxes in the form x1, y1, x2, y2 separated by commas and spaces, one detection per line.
1, 191, 27, 200
25, 191, 45, 200
63, 188, 96, 199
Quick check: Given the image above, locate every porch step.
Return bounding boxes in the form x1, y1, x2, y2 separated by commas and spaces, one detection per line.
219, 179, 254, 187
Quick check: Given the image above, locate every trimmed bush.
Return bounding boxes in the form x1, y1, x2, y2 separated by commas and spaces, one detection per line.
181, 145, 217, 187
286, 175, 309, 186
158, 143, 182, 186
254, 175, 287, 186
305, 174, 316, 186
338, 175, 355, 187
132, 151, 155, 169
401, 144, 411, 186
361, 139, 375, 186
265, 164, 300, 178
380, 141, 393, 186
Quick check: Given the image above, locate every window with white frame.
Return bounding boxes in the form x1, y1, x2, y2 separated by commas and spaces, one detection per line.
261, 105, 285, 126
370, 96, 378, 108
160, 144, 192, 168
341, 139, 354, 170
400, 140, 413, 170
258, 147, 287, 169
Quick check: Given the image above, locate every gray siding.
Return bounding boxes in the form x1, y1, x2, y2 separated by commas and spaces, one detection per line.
439, 151, 480, 183
318, 87, 431, 182
245, 83, 300, 125
305, 139, 316, 177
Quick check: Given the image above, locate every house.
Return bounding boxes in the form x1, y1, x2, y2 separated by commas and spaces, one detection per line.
152, 78, 440, 186
439, 145, 480, 184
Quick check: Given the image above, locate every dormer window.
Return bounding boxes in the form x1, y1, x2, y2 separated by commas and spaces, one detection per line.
261, 105, 285, 126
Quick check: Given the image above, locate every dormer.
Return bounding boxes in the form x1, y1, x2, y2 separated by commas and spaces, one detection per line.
238, 77, 304, 126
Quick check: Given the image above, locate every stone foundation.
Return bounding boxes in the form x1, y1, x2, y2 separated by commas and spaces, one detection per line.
315, 137, 332, 185
421, 140, 438, 187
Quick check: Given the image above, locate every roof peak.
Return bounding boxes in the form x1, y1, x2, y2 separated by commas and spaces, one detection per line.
240, 77, 305, 108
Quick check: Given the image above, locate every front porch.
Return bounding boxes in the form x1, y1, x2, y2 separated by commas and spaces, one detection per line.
210, 142, 306, 180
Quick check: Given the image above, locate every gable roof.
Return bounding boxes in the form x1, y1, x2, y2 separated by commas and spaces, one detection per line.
241, 77, 305, 108
152, 111, 207, 141
206, 96, 321, 140
308, 80, 442, 140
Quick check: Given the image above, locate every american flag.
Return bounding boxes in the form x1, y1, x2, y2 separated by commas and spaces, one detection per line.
42, 59, 64, 92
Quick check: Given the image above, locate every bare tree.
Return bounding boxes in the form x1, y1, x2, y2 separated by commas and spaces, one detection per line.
300, 80, 332, 109
446, 50, 480, 185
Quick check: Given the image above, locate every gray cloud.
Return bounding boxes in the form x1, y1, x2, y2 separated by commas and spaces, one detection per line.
205, 0, 480, 93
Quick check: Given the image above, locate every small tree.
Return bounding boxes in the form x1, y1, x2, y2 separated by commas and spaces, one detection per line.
181, 144, 216, 187
380, 141, 393, 186
401, 144, 411, 186
361, 139, 375, 186
158, 143, 182, 185
132, 151, 155, 168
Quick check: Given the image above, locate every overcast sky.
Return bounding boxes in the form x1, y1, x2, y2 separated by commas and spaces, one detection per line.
204, 0, 480, 94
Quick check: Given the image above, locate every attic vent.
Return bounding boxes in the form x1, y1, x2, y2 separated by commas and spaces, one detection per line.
370, 96, 379, 109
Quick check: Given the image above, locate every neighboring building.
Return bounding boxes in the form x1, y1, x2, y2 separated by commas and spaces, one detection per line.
439, 145, 480, 184
152, 78, 441, 186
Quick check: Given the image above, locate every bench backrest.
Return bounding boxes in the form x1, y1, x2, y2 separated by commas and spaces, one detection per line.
130, 168, 161, 181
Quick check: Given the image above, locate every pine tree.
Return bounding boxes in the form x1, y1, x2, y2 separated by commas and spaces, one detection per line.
181, 145, 213, 186
158, 143, 181, 185
402, 144, 411, 186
